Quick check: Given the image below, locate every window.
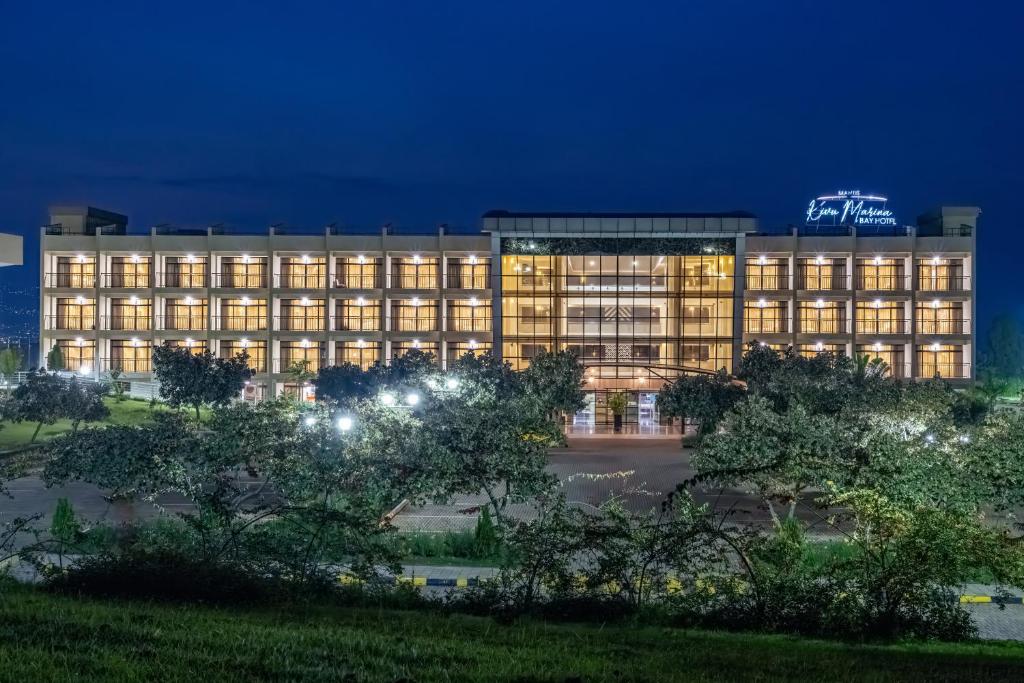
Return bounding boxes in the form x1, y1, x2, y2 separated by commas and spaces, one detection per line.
164, 256, 207, 288
797, 301, 845, 334
108, 256, 151, 288
447, 299, 492, 332
335, 257, 382, 289
447, 341, 492, 363
391, 300, 438, 332
917, 344, 965, 379
164, 340, 207, 354
917, 258, 966, 292
745, 257, 788, 291
219, 256, 266, 288
278, 299, 325, 331
219, 298, 267, 331
109, 298, 151, 330
855, 301, 905, 335
53, 297, 96, 330
856, 343, 904, 378
744, 300, 786, 334
916, 301, 965, 335
335, 299, 382, 331
53, 256, 96, 288
681, 344, 711, 362
54, 339, 95, 372
857, 258, 904, 291
798, 258, 846, 290
447, 257, 490, 289
164, 298, 207, 330
392, 257, 439, 289
278, 341, 324, 373
221, 340, 266, 372
109, 340, 151, 373
279, 257, 325, 289
336, 341, 381, 370
391, 340, 439, 359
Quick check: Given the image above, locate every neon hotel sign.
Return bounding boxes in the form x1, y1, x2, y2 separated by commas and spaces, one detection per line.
805, 190, 898, 227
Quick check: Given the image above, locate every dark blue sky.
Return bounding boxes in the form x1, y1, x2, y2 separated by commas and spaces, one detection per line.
1, 1, 1021, 333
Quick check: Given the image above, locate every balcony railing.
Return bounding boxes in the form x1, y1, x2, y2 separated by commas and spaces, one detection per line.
43, 273, 96, 288
743, 318, 790, 335
333, 317, 382, 332
44, 315, 96, 331
856, 275, 911, 291
213, 316, 268, 332
213, 273, 268, 288
916, 274, 971, 292
390, 317, 439, 333
390, 275, 440, 289
333, 274, 383, 289
797, 320, 850, 335
447, 317, 492, 333
101, 315, 153, 331
854, 319, 911, 335
275, 316, 325, 332
917, 363, 971, 379
157, 315, 208, 331
274, 274, 326, 289
158, 273, 209, 288
101, 357, 153, 373
745, 275, 789, 291
100, 273, 153, 288
916, 320, 970, 335
273, 356, 324, 373
796, 275, 851, 291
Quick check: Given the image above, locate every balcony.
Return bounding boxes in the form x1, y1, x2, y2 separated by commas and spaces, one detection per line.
273, 356, 324, 373
916, 320, 970, 335
275, 316, 325, 332
43, 273, 96, 288
100, 273, 153, 288
917, 363, 971, 380
101, 357, 153, 373
44, 315, 96, 331
333, 273, 383, 289
213, 316, 268, 332
157, 315, 208, 331
797, 320, 850, 335
158, 273, 209, 288
916, 274, 971, 292
213, 273, 268, 289
743, 318, 790, 335
447, 316, 492, 333
390, 275, 439, 289
744, 274, 789, 291
391, 317, 439, 333
796, 275, 851, 291
101, 315, 152, 331
855, 275, 911, 292
333, 317, 382, 332
854, 319, 911, 335
274, 274, 326, 289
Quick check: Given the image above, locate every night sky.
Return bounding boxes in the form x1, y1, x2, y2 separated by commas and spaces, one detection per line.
1, 1, 1021, 337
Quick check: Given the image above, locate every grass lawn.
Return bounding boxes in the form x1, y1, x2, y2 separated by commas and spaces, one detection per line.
0, 398, 172, 450
0, 585, 1023, 682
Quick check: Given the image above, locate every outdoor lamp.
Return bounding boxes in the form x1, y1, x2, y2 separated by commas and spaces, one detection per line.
304, 415, 316, 427
337, 416, 354, 432
380, 393, 397, 407
445, 377, 459, 390
405, 393, 420, 406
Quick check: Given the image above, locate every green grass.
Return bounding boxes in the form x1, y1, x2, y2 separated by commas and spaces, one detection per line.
0, 584, 1022, 682
0, 397, 170, 450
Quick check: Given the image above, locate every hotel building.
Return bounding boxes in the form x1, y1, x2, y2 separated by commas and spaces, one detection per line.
39, 201, 977, 425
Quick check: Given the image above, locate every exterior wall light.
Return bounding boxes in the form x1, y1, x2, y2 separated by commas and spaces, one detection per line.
75, 295, 85, 304
76, 254, 86, 263
301, 254, 310, 264
757, 298, 767, 308
75, 337, 84, 347
185, 338, 195, 347
758, 255, 767, 265
873, 299, 882, 308
300, 297, 311, 306
130, 295, 139, 304
131, 338, 141, 347
931, 300, 940, 308
873, 256, 882, 265
240, 338, 249, 347
468, 255, 477, 264
815, 299, 824, 308
815, 341, 824, 351
469, 297, 478, 306
356, 339, 365, 348
186, 254, 195, 263
357, 254, 366, 263
815, 255, 825, 265
301, 339, 310, 348
131, 253, 140, 263
931, 342, 941, 351
184, 296, 194, 305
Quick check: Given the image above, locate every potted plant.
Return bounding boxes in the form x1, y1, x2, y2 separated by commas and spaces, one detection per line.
607, 392, 628, 433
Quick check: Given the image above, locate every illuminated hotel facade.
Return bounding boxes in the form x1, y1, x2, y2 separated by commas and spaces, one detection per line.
40, 201, 977, 425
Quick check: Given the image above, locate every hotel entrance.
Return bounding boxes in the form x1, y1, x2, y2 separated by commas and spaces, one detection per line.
573, 390, 665, 429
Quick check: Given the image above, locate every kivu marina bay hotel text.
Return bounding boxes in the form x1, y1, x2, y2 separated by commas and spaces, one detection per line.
39, 193, 977, 427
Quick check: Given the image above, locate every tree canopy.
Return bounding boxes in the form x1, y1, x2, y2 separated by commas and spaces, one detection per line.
152, 346, 253, 420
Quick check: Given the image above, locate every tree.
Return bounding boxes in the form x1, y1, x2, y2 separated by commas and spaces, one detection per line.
4, 370, 69, 443
981, 314, 1024, 379
46, 344, 65, 372
50, 497, 81, 570
521, 349, 585, 416
152, 346, 252, 421
0, 347, 22, 387
313, 362, 377, 405
63, 376, 110, 433
656, 370, 744, 438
